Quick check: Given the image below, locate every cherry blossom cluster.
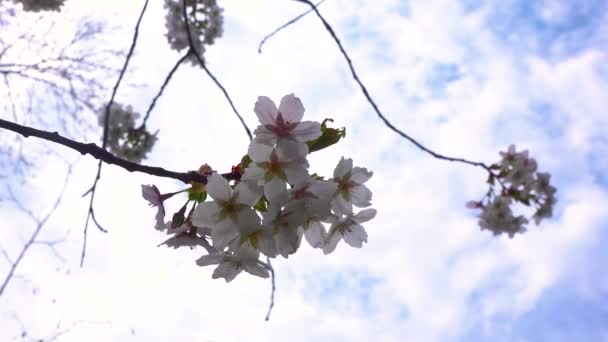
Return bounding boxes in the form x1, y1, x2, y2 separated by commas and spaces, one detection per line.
467, 145, 557, 237
142, 94, 376, 282
164, 0, 223, 65
98, 103, 157, 163
12, 0, 64, 12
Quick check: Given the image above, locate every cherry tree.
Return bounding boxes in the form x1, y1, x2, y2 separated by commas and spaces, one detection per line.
0, 0, 558, 338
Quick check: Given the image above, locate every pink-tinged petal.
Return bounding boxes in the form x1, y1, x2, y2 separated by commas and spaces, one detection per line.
354, 208, 377, 223
248, 141, 273, 163
331, 195, 352, 216
206, 173, 231, 201
191, 201, 221, 227
211, 223, 240, 250
322, 228, 342, 254
254, 96, 278, 125
212, 262, 241, 282
265, 177, 287, 203
342, 223, 368, 247
253, 125, 277, 146
234, 180, 263, 206
141, 184, 161, 206
350, 184, 372, 208
291, 121, 321, 142
284, 165, 309, 185
278, 93, 305, 123
276, 140, 308, 161
333, 157, 353, 179
195, 253, 225, 267
351, 167, 373, 184
304, 220, 326, 248
154, 207, 165, 231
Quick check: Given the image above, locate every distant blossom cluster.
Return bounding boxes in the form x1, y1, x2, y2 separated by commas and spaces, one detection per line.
12, 0, 64, 12
467, 145, 557, 237
98, 103, 157, 164
142, 93, 376, 282
164, 0, 224, 64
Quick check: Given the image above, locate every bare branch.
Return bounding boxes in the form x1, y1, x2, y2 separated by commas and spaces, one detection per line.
258, 0, 326, 53
291, 0, 495, 175
0, 164, 72, 298
181, 0, 252, 141
81, 0, 150, 267
139, 51, 191, 129
264, 257, 276, 321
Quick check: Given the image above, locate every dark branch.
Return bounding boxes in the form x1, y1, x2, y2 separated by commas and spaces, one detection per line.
264, 257, 276, 321
0, 118, 209, 184
181, 0, 253, 141
258, 0, 326, 54
139, 50, 191, 129
81, 0, 150, 267
291, 0, 493, 174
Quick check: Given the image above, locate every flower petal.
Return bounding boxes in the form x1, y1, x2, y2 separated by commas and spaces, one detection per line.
212, 262, 241, 282
248, 142, 273, 163
322, 228, 342, 254
277, 140, 308, 161
254, 96, 277, 125
331, 195, 353, 216
350, 184, 372, 208
342, 223, 368, 248
265, 177, 287, 203
278, 93, 304, 123
253, 125, 277, 146
141, 184, 161, 206
244, 263, 270, 278
304, 220, 326, 248
195, 253, 225, 267
211, 222, 240, 250
354, 208, 377, 223
206, 172, 231, 201
333, 157, 353, 179
191, 201, 221, 227
235, 180, 263, 206
284, 165, 309, 185
291, 121, 322, 142
351, 167, 373, 184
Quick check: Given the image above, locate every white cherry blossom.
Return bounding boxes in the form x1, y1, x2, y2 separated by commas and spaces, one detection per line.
331, 157, 373, 215
243, 140, 309, 203
195, 245, 268, 282
191, 173, 262, 250
323, 208, 377, 254
253, 94, 321, 145
263, 202, 305, 258
141, 184, 165, 231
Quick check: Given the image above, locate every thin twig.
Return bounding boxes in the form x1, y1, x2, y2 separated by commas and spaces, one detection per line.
264, 257, 276, 321
81, 0, 150, 267
139, 51, 191, 129
181, 0, 252, 141
258, 0, 326, 53
291, 0, 494, 175
0, 165, 72, 297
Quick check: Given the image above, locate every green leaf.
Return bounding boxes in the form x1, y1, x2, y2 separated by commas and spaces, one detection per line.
254, 196, 268, 212
307, 118, 346, 153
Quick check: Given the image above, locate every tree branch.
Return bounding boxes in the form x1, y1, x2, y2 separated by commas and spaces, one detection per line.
258, 0, 326, 53
291, 0, 494, 174
81, 0, 150, 267
0, 118, 209, 184
181, 0, 252, 141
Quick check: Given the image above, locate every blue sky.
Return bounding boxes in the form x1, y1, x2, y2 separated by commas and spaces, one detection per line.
1, 0, 608, 341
